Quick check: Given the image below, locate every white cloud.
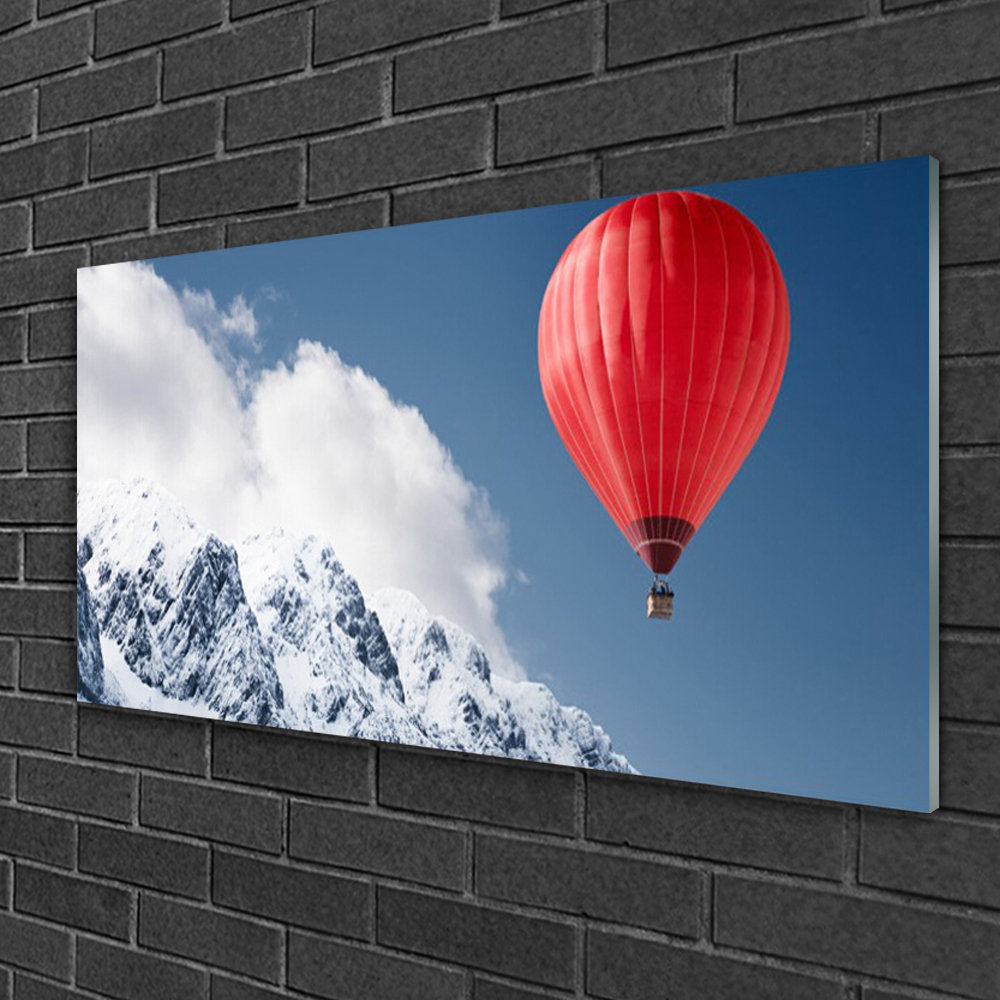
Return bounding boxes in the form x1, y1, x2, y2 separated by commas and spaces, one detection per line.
77, 261, 523, 678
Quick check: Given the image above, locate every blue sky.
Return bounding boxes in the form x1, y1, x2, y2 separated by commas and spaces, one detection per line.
153, 157, 934, 810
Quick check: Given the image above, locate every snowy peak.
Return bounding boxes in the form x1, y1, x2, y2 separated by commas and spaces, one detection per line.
78, 479, 285, 725
77, 479, 633, 774
372, 587, 490, 687
240, 529, 403, 699
371, 587, 633, 772
79, 478, 203, 579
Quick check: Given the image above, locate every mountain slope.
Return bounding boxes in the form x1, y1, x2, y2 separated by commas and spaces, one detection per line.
239, 529, 427, 744
77, 478, 634, 773
371, 587, 633, 772
78, 479, 285, 726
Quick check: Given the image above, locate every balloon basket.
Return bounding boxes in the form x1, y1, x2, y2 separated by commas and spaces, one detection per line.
647, 587, 673, 621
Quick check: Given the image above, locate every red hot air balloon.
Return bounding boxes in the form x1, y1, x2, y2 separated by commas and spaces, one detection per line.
537, 192, 790, 616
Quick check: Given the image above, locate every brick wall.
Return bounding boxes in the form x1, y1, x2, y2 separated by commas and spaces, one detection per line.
0, 0, 998, 997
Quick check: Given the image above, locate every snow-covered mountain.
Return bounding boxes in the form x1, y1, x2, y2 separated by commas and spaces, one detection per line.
238, 529, 428, 746
77, 478, 634, 773
371, 587, 632, 771
79, 480, 284, 726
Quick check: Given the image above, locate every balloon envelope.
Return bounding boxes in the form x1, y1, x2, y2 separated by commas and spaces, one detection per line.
538, 191, 790, 576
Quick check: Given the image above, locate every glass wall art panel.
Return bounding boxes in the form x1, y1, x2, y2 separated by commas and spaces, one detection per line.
77, 157, 939, 810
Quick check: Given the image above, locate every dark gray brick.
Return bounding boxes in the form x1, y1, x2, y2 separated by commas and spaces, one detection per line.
589, 928, 843, 1000
477, 835, 700, 936
314, 0, 491, 63
0, 477, 75, 526
942, 180, 1000, 265
0, 639, 15, 687
0, 0, 31, 33
588, 773, 844, 877
0, 204, 28, 256
942, 272, 1000, 356
0, 90, 33, 145
0, 315, 25, 364
942, 456, 1000, 537
0, 536, 16, 584
24, 531, 73, 582
380, 748, 576, 835
163, 11, 308, 101
378, 887, 574, 989
214, 849, 371, 936
883, 90, 1000, 176
211, 978, 284, 1000
0, 16, 89, 89
941, 640, 1000, 724
394, 162, 591, 225
0, 367, 75, 419
27, 420, 74, 471
862, 811, 1000, 908
38, 0, 91, 12
227, 197, 385, 247
738, 4, 1000, 120
80, 823, 210, 899
396, 12, 593, 112
604, 114, 866, 195
0, 586, 74, 637
19, 639, 75, 695
19, 635, 74, 691
228, 62, 383, 149
77, 937, 208, 1000
498, 61, 727, 165
92, 224, 224, 265
942, 545, 1000, 629
0, 426, 23, 472
504, 1, 589, 17
0, 693, 73, 751
213, 722, 371, 801
289, 933, 465, 1000
35, 178, 150, 247
160, 148, 302, 224
140, 895, 283, 983
861, 990, 927, 1000
0, 750, 12, 797
39, 56, 158, 132
26, 0, 77, 15
310, 109, 489, 199
19, 755, 136, 821
0, 135, 87, 202
79, 704, 209, 774
715, 875, 1000, 999
290, 802, 465, 890
943, 367, 999, 449
142, 774, 283, 852
0, 478, 73, 530
0, 804, 74, 867
474, 980, 552, 1000
96, 0, 224, 57
0, 912, 71, 981
15, 864, 132, 939
28, 310, 75, 363
92, 102, 219, 178
10, 974, 77, 1000
0, 530, 19, 578
941, 723, 1000, 814
610, 0, 863, 65
231, 0, 297, 16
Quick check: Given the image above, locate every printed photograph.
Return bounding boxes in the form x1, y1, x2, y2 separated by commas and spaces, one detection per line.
77, 158, 937, 810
